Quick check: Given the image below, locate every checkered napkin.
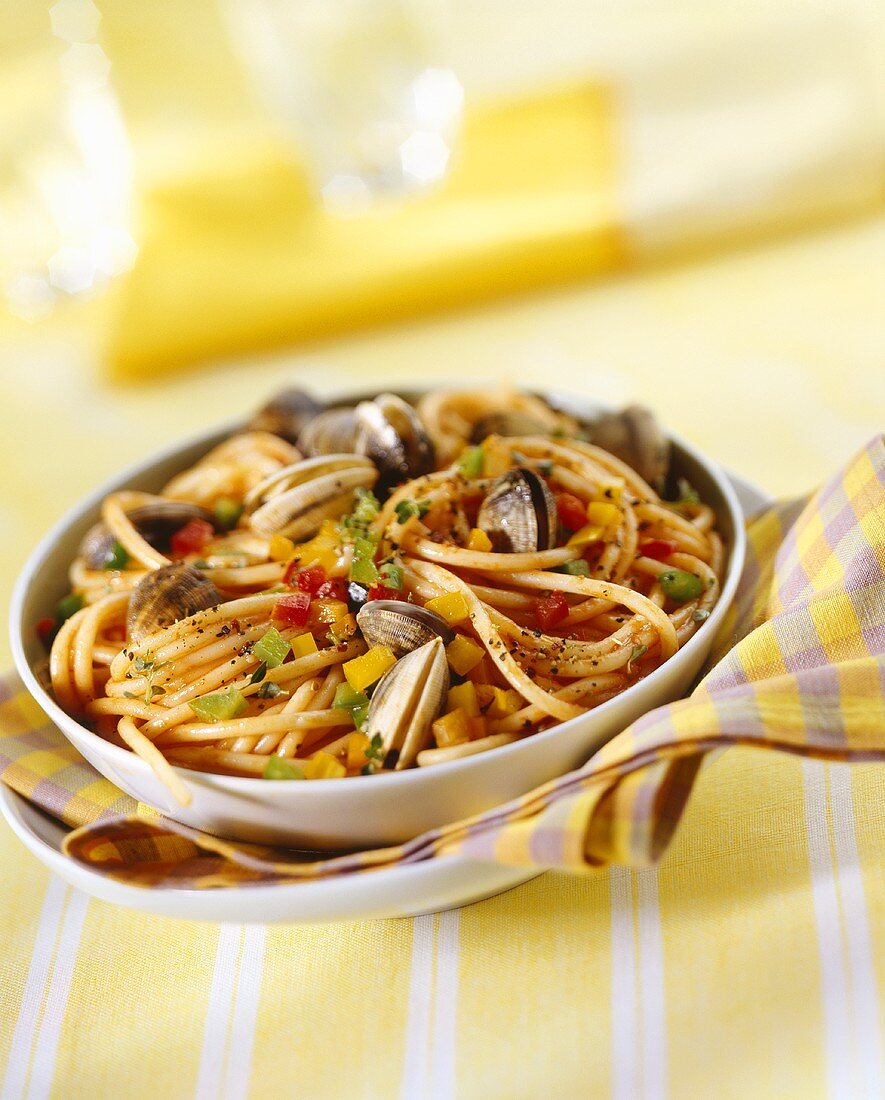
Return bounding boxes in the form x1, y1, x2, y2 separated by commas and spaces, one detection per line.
3, 437, 884, 888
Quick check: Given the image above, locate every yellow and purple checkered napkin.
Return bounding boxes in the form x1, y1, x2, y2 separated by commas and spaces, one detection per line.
2, 437, 884, 887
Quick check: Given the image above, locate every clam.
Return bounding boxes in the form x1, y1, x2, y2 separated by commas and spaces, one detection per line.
365, 638, 449, 769
127, 563, 220, 643
298, 407, 358, 457
78, 501, 217, 570
357, 600, 455, 658
476, 467, 557, 553
584, 404, 670, 489
248, 388, 322, 444
355, 393, 435, 490
470, 411, 550, 444
244, 454, 378, 540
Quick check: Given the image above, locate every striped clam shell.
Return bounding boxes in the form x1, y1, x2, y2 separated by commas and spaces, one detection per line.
244, 454, 378, 541
365, 637, 450, 770
356, 600, 455, 658
476, 467, 557, 553
126, 562, 220, 643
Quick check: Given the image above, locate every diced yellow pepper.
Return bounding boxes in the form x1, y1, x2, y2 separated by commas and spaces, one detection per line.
290, 632, 319, 658
425, 591, 471, 625
269, 534, 296, 561
482, 443, 512, 478
468, 716, 487, 740
475, 684, 522, 717
567, 524, 604, 548
293, 519, 342, 574
466, 528, 492, 553
344, 646, 397, 693
488, 687, 523, 718
346, 732, 371, 771
585, 501, 621, 528
598, 482, 624, 503
446, 634, 485, 676
311, 598, 349, 625
432, 708, 472, 747
303, 751, 347, 780
447, 680, 479, 717
332, 613, 358, 639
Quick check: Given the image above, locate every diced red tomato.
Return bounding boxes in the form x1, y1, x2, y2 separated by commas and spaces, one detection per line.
639, 538, 678, 562
556, 493, 588, 532
534, 591, 569, 631
272, 591, 311, 628
366, 584, 401, 603
315, 577, 348, 601
170, 518, 214, 556
35, 617, 56, 643
295, 565, 326, 594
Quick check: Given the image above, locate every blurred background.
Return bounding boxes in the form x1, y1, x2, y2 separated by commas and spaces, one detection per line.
0, 0, 883, 664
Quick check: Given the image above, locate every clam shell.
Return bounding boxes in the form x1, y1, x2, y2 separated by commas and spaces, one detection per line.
79, 501, 217, 570
298, 407, 358, 457
127, 563, 220, 643
585, 404, 670, 489
366, 637, 449, 770
245, 454, 378, 540
248, 388, 322, 444
356, 600, 455, 657
470, 411, 550, 444
355, 393, 435, 490
476, 467, 557, 553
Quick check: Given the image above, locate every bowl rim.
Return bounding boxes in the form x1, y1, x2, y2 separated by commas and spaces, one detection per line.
10, 385, 747, 795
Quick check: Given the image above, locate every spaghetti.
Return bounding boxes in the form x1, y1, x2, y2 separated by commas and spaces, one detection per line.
44, 390, 723, 804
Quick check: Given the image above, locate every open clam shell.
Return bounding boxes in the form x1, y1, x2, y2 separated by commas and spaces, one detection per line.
356, 600, 455, 658
476, 467, 558, 553
244, 454, 378, 540
584, 404, 670, 489
126, 563, 220, 643
248, 388, 322, 445
469, 411, 550, 444
78, 501, 217, 570
298, 407, 358, 457
365, 637, 449, 770
355, 393, 435, 490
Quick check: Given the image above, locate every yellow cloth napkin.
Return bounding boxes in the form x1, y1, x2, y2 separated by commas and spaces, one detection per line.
2, 436, 884, 888
106, 84, 623, 380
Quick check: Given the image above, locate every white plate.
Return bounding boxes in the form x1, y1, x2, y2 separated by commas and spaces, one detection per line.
0, 473, 768, 924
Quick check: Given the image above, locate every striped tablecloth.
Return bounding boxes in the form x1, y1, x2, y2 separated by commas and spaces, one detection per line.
2, 753, 882, 1097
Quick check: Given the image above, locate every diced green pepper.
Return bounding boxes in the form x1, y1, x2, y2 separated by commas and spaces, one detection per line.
103, 542, 129, 571
351, 488, 380, 525
458, 446, 484, 478
379, 562, 404, 589
393, 499, 430, 523
350, 556, 379, 585
253, 627, 290, 668
188, 688, 248, 722
659, 569, 703, 602
351, 704, 370, 731
263, 755, 304, 780
555, 559, 590, 577
214, 497, 243, 530
56, 592, 84, 622
333, 684, 370, 712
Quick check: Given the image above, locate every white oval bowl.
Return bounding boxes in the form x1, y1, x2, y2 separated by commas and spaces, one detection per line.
10, 388, 745, 849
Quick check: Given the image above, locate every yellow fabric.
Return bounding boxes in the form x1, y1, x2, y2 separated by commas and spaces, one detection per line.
106, 82, 623, 379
